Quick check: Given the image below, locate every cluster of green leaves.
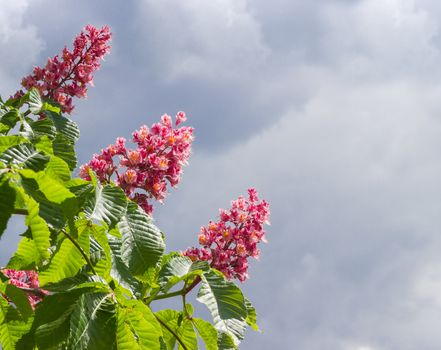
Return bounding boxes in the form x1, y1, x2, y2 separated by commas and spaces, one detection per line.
0, 89, 259, 349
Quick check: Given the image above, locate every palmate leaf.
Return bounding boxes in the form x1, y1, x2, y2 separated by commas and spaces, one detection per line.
108, 236, 142, 297
158, 254, 209, 292
117, 308, 142, 350
28, 118, 57, 140
2, 284, 33, 322
53, 134, 77, 171
197, 270, 248, 345
85, 181, 127, 228
0, 296, 33, 350
27, 88, 43, 114
244, 298, 259, 331
45, 110, 80, 143
217, 332, 237, 350
117, 300, 164, 350
89, 229, 112, 283
45, 155, 71, 182
118, 202, 165, 277
0, 135, 29, 153
39, 222, 91, 286
155, 309, 198, 350
6, 236, 40, 270
25, 198, 51, 261
0, 143, 49, 171
192, 318, 218, 350
18, 285, 113, 350
0, 177, 16, 238
0, 110, 19, 133
65, 292, 117, 350
20, 168, 77, 217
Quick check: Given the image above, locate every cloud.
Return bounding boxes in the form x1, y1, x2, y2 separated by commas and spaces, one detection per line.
2, 0, 441, 349
0, 0, 44, 97
154, 69, 441, 348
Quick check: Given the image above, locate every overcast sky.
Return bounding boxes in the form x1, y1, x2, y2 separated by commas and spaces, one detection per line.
3, 0, 441, 349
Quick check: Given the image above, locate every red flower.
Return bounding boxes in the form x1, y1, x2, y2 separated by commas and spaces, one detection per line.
80, 113, 193, 215
18, 25, 111, 114
2, 269, 47, 308
184, 189, 270, 282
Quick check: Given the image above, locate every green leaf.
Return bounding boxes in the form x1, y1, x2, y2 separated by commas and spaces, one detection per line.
85, 182, 127, 228
119, 202, 165, 277
20, 168, 77, 217
39, 223, 91, 286
197, 270, 248, 345
25, 198, 51, 261
19, 286, 111, 349
41, 102, 61, 114
0, 178, 16, 238
45, 155, 71, 182
245, 298, 259, 331
0, 136, 29, 153
217, 332, 237, 350
53, 134, 77, 170
116, 307, 142, 350
45, 111, 80, 143
65, 179, 94, 209
7, 237, 39, 270
108, 236, 142, 297
0, 110, 19, 132
117, 300, 164, 350
3, 284, 33, 321
33, 135, 53, 155
0, 123, 10, 134
0, 143, 49, 171
155, 310, 198, 350
29, 118, 56, 140
65, 292, 117, 350
89, 229, 112, 281
0, 296, 33, 350
27, 88, 43, 114
192, 318, 218, 350
158, 255, 209, 292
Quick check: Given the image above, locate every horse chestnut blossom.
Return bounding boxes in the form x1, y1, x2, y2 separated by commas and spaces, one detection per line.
80, 112, 193, 215
18, 25, 111, 114
184, 188, 270, 282
1, 269, 47, 308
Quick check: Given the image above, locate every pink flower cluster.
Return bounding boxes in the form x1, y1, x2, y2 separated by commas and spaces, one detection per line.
80, 112, 193, 215
19, 25, 111, 114
184, 189, 270, 282
1, 269, 47, 308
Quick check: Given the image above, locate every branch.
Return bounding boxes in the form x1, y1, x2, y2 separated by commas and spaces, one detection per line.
151, 289, 183, 301
154, 314, 189, 350
61, 229, 97, 275
150, 276, 202, 302
183, 276, 201, 296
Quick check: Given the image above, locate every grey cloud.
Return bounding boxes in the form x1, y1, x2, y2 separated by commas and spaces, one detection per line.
3, 0, 441, 349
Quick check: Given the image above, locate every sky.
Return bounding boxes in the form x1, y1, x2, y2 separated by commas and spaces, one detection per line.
2, 0, 441, 348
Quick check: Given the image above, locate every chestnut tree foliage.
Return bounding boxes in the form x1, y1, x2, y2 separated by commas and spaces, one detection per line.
0, 25, 269, 350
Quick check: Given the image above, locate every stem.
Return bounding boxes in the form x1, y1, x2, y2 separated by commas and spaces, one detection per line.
61, 229, 97, 275
154, 314, 189, 350
182, 281, 191, 319
183, 276, 201, 296
152, 289, 183, 301
150, 276, 202, 302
